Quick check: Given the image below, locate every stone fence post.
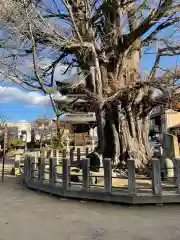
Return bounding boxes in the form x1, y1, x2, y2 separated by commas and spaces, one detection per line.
127, 159, 136, 195
34, 151, 39, 163
49, 158, 58, 184
49, 158, 53, 184
175, 158, 180, 194
30, 156, 36, 180
37, 157, 41, 181
70, 148, 74, 164
62, 149, 67, 158
104, 158, 112, 193
152, 158, 162, 195
82, 158, 90, 191
24, 155, 30, 179
77, 148, 81, 166
37, 157, 45, 184
62, 157, 70, 190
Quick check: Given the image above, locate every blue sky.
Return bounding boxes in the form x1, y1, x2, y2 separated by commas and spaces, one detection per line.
0, 82, 55, 121
0, 102, 54, 121
0, 1, 179, 122
0, 53, 178, 122
0, 58, 77, 121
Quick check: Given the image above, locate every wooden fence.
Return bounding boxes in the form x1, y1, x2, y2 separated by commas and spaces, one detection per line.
23, 153, 180, 204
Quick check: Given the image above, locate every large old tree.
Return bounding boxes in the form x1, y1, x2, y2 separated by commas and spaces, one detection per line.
0, 0, 180, 168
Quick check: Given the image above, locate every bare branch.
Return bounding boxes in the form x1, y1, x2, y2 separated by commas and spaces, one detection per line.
126, 0, 177, 46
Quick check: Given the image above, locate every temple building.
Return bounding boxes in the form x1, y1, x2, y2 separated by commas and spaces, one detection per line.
54, 80, 97, 148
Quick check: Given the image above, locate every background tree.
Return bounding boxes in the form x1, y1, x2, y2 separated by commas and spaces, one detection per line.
0, 0, 180, 168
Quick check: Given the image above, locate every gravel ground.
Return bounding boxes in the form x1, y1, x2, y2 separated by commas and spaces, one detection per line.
0, 175, 180, 240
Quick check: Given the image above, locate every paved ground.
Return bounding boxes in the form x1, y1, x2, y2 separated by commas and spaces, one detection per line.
0, 175, 180, 240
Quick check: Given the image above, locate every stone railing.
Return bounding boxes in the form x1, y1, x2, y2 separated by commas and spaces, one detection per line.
23, 155, 180, 204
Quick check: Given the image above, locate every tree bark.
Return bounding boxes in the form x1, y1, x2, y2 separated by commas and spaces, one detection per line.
95, 103, 151, 171
95, 108, 121, 168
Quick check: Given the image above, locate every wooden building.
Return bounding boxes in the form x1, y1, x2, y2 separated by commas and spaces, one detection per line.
54, 82, 97, 147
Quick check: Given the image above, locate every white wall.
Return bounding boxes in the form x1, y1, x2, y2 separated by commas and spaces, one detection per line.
7, 121, 32, 142
166, 109, 180, 129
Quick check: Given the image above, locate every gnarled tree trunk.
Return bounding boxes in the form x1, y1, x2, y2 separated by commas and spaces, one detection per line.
95, 95, 152, 171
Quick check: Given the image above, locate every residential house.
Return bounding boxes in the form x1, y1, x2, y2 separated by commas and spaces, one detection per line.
150, 106, 180, 152
6, 121, 32, 143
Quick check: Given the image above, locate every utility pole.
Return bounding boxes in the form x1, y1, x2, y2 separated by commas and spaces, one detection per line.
2, 124, 8, 182
50, 131, 53, 149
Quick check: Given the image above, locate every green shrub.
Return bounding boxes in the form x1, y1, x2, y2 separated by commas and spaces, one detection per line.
11, 139, 25, 147
52, 136, 66, 151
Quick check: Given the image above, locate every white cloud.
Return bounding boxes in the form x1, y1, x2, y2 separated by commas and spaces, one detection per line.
0, 56, 77, 106
0, 86, 62, 106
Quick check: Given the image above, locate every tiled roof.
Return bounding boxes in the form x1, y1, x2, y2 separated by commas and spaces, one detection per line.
54, 113, 96, 123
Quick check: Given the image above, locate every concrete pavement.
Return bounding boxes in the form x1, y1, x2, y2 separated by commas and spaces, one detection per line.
0, 176, 180, 240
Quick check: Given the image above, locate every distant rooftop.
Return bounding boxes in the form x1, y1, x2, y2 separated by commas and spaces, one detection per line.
53, 113, 96, 123
56, 73, 85, 86
54, 96, 86, 104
